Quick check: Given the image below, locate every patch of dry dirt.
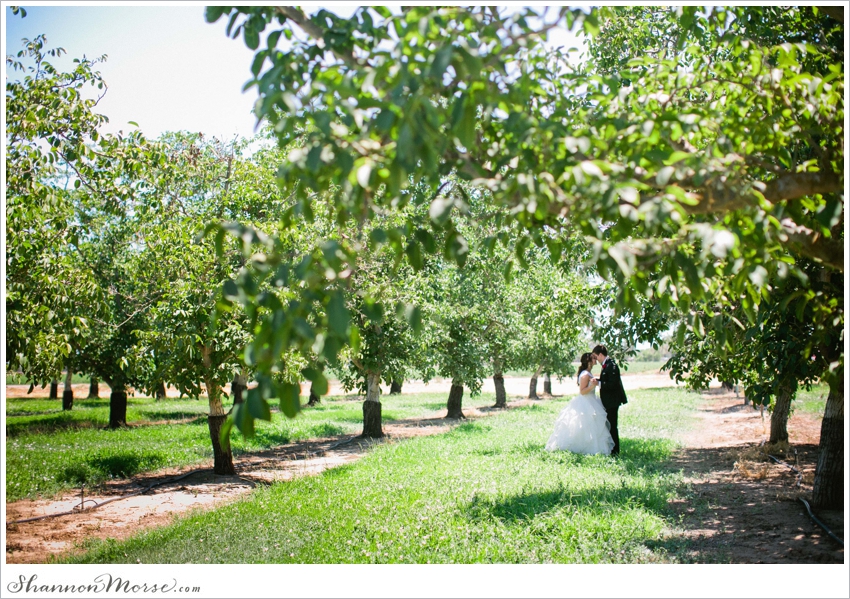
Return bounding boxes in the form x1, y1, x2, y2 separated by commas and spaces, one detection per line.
666, 388, 844, 564
5, 378, 844, 564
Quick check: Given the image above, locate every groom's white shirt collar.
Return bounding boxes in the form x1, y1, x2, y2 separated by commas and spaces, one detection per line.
602, 356, 610, 366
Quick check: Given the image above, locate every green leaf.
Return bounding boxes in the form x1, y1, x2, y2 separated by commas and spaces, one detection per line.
664, 151, 690, 165
251, 51, 266, 77
267, 29, 282, 50
429, 196, 453, 226
233, 399, 255, 438
405, 305, 422, 334
327, 290, 350, 336
218, 415, 234, 450
244, 27, 260, 50
370, 228, 388, 244
406, 240, 423, 270
223, 279, 239, 300
205, 6, 227, 23
247, 392, 272, 421
277, 382, 301, 418
430, 45, 452, 79
303, 368, 329, 395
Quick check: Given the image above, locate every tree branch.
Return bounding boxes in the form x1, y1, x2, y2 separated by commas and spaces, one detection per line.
679, 170, 843, 215
780, 218, 844, 272
274, 7, 358, 68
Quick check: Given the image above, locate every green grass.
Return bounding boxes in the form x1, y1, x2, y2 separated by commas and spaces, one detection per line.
793, 383, 830, 416
620, 360, 667, 374
5, 391, 494, 502
67, 387, 702, 564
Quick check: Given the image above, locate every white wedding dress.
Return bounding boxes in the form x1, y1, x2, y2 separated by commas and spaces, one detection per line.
545, 371, 615, 455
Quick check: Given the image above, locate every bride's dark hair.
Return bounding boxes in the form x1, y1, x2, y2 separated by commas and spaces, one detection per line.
577, 353, 592, 385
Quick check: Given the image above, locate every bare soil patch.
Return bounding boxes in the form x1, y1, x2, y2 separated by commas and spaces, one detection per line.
665, 388, 843, 564
5, 379, 843, 564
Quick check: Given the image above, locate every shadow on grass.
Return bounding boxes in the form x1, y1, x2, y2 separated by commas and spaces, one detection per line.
59, 452, 169, 486
468, 478, 675, 525
462, 437, 683, 524
6, 413, 105, 437
137, 410, 208, 421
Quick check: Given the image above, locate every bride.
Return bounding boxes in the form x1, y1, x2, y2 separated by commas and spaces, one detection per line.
545, 352, 615, 455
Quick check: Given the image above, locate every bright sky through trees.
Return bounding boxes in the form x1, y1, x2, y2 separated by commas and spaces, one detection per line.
4, 4, 263, 139
4, 4, 586, 141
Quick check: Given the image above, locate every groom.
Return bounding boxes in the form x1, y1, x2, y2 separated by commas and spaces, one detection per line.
591, 345, 628, 456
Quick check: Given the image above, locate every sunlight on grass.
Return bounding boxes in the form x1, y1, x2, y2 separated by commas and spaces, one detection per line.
5, 391, 494, 501
66, 387, 702, 564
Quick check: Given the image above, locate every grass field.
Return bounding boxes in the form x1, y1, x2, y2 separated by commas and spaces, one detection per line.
65, 387, 702, 564
793, 383, 830, 416
4, 392, 494, 502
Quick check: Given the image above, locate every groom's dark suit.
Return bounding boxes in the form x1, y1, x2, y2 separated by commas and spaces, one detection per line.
598, 357, 628, 455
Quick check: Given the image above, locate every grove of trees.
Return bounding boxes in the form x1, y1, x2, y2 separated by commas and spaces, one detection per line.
6, 6, 843, 508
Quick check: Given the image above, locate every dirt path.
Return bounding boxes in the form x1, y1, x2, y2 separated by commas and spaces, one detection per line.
667, 388, 844, 563
5, 378, 844, 564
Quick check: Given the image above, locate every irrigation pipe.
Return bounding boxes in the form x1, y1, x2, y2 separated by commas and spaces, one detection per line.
767, 453, 803, 486
798, 498, 844, 548
767, 454, 844, 548
7, 468, 210, 526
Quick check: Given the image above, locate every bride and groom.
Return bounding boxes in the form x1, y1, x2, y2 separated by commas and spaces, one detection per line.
545, 345, 627, 456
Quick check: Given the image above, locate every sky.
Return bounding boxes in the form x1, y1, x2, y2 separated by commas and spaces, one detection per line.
4, 3, 586, 142
4, 4, 270, 140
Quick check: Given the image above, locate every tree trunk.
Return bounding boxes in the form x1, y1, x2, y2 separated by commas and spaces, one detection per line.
390, 380, 403, 394
87, 377, 99, 399
493, 372, 507, 408
769, 380, 793, 444
208, 413, 236, 475
231, 374, 246, 405
528, 365, 543, 399
62, 366, 74, 411
446, 381, 465, 419
543, 371, 552, 395
109, 388, 128, 428
812, 386, 843, 509
49, 379, 59, 400
203, 346, 236, 474
361, 371, 383, 438
307, 380, 321, 406
721, 381, 734, 392
206, 391, 235, 475
155, 381, 167, 400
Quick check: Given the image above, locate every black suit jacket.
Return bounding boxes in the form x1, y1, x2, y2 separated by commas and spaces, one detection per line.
598, 357, 628, 409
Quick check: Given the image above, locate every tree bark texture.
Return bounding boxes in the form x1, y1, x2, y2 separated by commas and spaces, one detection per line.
769, 380, 793, 444
207, 413, 236, 475
155, 382, 167, 400
361, 371, 384, 438
446, 382, 465, 419
307, 381, 321, 406
231, 375, 245, 404
87, 377, 99, 399
390, 380, 403, 394
812, 386, 844, 509
62, 367, 73, 411
543, 372, 552, 395
528, 365, 543, 399
203, 345, 236, 474
49, 380, 59, 400
493, 373, 507, 408
109, 390, 127, 428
